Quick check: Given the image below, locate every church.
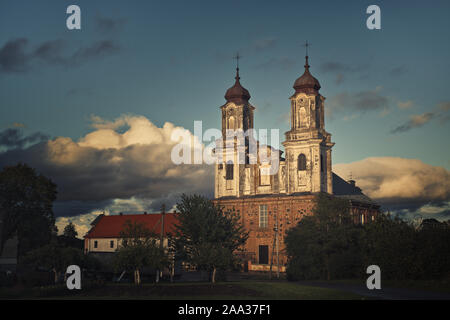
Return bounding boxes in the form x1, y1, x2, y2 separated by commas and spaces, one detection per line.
213, 52, 380, 272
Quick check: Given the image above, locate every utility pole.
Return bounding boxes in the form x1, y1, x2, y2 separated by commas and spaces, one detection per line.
156, 204, 165, 283
275, 212, 280, 279
269, 226, 276, 280
269, 210, 280, 280
160, 204, 165, 250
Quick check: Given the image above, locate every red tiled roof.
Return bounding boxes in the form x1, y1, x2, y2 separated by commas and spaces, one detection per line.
85, 213, 179, 239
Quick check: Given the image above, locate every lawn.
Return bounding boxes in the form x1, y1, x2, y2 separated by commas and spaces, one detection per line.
308, 279, 450, 294
1, 281, 365, 300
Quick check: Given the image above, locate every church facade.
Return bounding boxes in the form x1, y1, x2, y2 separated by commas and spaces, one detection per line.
213, 54, 380, 272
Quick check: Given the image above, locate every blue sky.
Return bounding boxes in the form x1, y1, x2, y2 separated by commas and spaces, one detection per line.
0, 0, 449, 229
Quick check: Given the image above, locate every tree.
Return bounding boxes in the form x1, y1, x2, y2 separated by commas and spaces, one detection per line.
174, 194, 248, 283
285, 193, 362, 280
0, 163, 57, 258
362, 214, 450, 280
22, 242, 84, 284
63, 221, 78, 239
113, 220, 168, 285
286, 193, 450, 281
361, 214, 417, 280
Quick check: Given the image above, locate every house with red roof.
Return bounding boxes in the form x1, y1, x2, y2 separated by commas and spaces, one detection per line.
84, 212, 179, 254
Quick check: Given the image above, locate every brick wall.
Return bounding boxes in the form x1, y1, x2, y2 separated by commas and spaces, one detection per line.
214, 194, 379, 271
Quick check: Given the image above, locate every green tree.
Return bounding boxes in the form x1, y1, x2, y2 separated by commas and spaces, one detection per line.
174, 194, 248, 283
0, 163, 57, 258
63, 221, 78, 239
415, 220, 450, 279
22, 242, 84, 284
286, 193, 450, 282
362, 215, 450, 280
362, 214, 418, 280
113, 220, 168, 285
285, 193, 362, 280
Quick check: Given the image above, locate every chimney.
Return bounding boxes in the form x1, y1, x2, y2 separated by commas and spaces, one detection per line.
144, 211, 147, 215
119, 212, 123, 216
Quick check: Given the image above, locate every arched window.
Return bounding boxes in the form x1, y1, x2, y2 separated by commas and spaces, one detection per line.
299, 107, 307, 127
297, 154, 306, 171
228, 116, 235, 130
226, 163, 234, 180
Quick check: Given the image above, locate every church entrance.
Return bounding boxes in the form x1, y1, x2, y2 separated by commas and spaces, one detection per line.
258, 245, 268, 265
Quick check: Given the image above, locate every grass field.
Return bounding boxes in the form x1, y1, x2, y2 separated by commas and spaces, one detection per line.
308, 279, 450, 294
1, 281, 365, 300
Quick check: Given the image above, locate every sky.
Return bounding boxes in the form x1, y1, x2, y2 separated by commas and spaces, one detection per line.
0, 0, 449, 236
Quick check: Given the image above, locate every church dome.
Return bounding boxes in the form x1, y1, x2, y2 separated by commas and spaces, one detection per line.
293, 56, 321, 94
225, 68, 251, 104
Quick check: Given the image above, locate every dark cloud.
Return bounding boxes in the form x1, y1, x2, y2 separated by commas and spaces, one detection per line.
319, 62, 355, 73
72, 40, 120, 64
352, 90, 389, 111
389, 65, 408, 76
0, 38, 121, 74
0, 116, 213, 219
0, 38, 30, 72
255, 57, 296, 70
95, 16, 127, 34
318, 61, 367, 84
53, 199, 113, 218
438, 101, 450, 112
212, 36, 277, 64
391, 112, 434, 134
391, 102, 449, 134
335, 73, 344, 85
327, 88, 389, 117
0, 128, 49, 149
320, 62, 408, 82
390, 201, 450, 222
33, 39, 67, 65
251, 37, 277, 51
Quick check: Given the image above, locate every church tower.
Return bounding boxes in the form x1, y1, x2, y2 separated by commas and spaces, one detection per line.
215, 59, 255, 198
213, 49, 380, 273
282, 53, 334, 194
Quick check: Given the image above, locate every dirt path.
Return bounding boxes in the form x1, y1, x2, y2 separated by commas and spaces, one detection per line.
296, 281, 450, 300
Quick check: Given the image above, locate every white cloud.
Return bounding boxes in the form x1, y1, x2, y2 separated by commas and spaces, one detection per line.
56, 209, 107, 238
55, 196, 177, 238
333, 157, 450, 203
0, 114, 214, 218
397, 100, 413, 109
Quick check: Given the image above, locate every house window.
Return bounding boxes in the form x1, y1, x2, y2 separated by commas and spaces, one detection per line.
360, 214, 365, 225
298, 154, 306, 171
110, 240, 114, 248
94, 240, 98, 249
259, 205, 268, 228
226, 163, 234, 180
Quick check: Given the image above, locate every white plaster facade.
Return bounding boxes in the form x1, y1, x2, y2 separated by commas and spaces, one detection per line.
214, 60, 334, 199
85, 237, 169, 253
